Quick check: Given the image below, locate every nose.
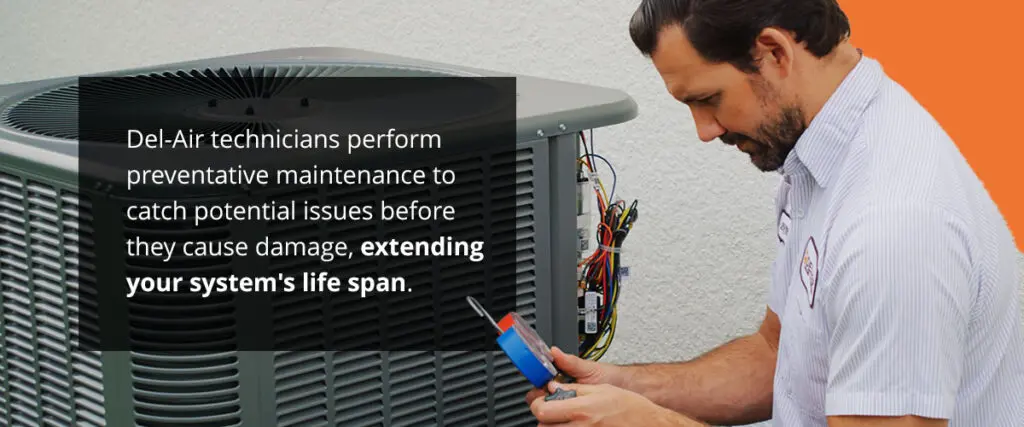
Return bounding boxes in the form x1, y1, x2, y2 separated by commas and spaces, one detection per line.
692, 109, 725, 143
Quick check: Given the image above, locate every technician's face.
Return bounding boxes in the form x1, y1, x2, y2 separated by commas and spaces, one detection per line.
650, 25, 805, 172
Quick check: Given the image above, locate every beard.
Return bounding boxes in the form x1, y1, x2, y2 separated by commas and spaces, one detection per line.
720, 78, 806, 172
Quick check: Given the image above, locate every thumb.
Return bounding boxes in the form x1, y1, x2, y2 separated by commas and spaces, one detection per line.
550, 347, 600, 379
546, 380, 600, 396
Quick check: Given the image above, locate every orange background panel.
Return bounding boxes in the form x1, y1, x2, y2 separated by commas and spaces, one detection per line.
838, 1, 1024, 253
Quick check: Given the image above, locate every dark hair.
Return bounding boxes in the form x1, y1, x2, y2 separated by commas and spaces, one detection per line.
629, 0, 851, 72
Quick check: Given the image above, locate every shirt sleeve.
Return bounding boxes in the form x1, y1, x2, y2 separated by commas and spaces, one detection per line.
823, 203, 973, 419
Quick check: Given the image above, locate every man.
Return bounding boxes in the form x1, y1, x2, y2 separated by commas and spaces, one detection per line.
526, 0, 1024, 426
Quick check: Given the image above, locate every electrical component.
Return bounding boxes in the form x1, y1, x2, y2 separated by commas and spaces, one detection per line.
583, 291, 602, 334
575, 130, 638, 362
576, 176, 591, 259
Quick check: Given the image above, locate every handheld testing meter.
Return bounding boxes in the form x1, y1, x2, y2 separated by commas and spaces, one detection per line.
466, 296, 577, 401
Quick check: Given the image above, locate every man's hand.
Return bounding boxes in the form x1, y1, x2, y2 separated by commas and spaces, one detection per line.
529, 381, 706, 426
525, 346, 617, 405
523, 306, 781, 424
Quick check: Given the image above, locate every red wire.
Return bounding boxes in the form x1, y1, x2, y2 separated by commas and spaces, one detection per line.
580, 130, 618, 322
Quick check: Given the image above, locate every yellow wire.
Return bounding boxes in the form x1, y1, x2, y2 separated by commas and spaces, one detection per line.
577, 147, 629, 362
587, 309, 617, 361
617, 205, 633, 228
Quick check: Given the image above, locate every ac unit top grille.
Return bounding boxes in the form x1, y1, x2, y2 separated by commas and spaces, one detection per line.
0, 63, 502, 143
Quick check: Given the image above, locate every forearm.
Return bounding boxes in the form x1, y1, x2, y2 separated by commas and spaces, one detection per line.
609, 332, 777, 425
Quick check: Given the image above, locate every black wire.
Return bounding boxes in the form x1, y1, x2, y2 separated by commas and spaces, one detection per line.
589, 129, 595, 162
576, 130, 639, 359
589, 200, 638, 322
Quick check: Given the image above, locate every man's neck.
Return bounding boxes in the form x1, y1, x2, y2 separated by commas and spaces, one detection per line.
799, 42, 863, 126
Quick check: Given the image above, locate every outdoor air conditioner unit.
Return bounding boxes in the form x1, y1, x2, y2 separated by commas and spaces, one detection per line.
0, 47, 637, 426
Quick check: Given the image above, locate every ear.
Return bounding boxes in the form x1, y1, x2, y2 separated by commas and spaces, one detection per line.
753, 28, 795, 78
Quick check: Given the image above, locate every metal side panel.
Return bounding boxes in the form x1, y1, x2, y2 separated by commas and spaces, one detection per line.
0, 161, 108, 427
547, 133, 584, 352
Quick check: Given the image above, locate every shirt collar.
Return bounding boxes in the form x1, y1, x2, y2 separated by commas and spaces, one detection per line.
781, 53, 884, 188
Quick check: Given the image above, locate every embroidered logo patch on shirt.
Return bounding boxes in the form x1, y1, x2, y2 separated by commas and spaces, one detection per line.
800, 236, 819, 308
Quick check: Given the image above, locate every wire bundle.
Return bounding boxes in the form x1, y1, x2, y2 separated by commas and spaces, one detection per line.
576, 131, 638, 361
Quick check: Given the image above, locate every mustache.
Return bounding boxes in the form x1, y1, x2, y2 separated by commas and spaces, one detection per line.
719, 133, 753, 146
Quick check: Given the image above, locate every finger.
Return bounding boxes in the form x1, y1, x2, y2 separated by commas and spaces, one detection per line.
530, 399, 577, 424
546, 381, 563, 393
550, 346, 571, 363
550, 347, 599, 381
530, 391, 593, 424
525, 388, 546, 404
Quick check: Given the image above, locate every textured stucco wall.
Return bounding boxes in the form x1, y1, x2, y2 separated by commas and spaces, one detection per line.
1, 1, 1021, 425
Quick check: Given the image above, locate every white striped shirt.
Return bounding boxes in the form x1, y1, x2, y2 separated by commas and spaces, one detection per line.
769, 55, 1024, 426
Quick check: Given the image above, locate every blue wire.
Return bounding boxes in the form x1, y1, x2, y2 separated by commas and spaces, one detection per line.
580, 153, 617, 204
606, 258, 614, 318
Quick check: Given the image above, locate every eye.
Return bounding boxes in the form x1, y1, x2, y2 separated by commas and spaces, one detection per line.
698, 94, 719, 105
680, 92, 720, 107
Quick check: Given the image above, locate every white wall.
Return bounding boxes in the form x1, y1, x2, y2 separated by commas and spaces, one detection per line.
2, 1, 1021, 425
